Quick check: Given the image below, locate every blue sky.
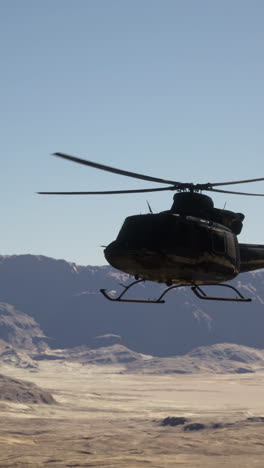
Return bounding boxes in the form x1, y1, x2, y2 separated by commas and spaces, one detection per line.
1, 1, 264, 265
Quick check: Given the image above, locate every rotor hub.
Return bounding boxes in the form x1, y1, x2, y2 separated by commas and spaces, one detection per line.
171, 192, 214, 215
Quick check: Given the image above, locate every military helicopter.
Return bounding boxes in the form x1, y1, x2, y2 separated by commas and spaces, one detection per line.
39, 152, 264, 303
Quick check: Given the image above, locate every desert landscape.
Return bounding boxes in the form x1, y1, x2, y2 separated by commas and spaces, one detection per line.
1, 359, 264, 467
1, 256, 264, 467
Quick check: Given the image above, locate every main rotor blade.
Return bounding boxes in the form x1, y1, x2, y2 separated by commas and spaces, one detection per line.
210, 188, 264, 196
210, 177, 264, 188
53, 152, 180, 185
38, 186, 175, 195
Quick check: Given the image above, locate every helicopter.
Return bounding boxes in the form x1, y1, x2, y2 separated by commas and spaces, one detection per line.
39, 152, 264, 303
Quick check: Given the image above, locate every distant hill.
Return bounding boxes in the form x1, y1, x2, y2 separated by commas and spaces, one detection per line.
0, 254, 264, 356
34, 342, 264, 375
125, 342, 264, 374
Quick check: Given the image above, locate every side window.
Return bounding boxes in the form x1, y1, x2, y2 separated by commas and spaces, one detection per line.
225, 233, 237, 260
212, 232, 225, 254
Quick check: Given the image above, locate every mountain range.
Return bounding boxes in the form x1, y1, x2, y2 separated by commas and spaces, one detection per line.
0, 254, 264, 357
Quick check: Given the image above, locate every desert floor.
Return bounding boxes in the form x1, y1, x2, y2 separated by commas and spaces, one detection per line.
1, 362, 264, 467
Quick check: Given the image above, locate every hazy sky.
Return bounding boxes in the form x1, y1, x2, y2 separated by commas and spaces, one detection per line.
1, 1, 264, 265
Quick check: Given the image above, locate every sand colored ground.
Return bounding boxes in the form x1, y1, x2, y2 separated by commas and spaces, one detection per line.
0, 362, 264, 467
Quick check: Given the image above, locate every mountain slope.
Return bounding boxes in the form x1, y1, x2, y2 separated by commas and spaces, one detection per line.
0, 302, 49, 367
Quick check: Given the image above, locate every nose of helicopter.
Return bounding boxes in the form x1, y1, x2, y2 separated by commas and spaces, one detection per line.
104, 241, 132, 272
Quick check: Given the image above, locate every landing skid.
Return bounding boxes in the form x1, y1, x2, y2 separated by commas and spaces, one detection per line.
191, 284, 252, 302
100, 278, 252, 303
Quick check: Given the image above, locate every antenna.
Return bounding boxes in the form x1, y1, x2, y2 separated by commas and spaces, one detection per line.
147, 201, 153, 214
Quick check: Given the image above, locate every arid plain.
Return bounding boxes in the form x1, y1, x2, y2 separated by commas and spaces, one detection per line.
1, 361, 264, 467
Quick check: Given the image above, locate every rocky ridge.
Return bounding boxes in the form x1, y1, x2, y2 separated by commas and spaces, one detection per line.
0, 373, 56, 404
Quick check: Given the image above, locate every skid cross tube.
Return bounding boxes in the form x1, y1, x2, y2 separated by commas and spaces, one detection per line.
155, 284, 186, 301
100, 279, 165, 303
191, 284, 252, 302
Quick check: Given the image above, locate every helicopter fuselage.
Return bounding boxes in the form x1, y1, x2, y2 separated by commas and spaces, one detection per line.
104, 212, 240, 286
